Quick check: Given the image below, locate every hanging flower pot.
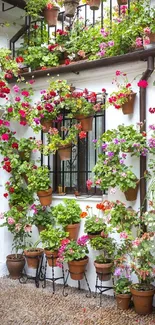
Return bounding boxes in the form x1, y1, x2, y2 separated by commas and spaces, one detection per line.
64, 0, 79, 17
65, 223, 80, 240
124, 180, 139, 201
68, 257, 88, 280
40, 119, 53, 133
43, 6, 60, 26
122, 93, 136, 115
89, 0, 100, 10
44, 249, 58, 267
115, 294, 131, 310
94, 261, 113, 281
117, 0, 127, 5
76, 115, 93, 132
24, 248, 43, 269
37, 187, 52, 206
58, 144, 72, 161
6, 254, 25, 279
130, 285, 155, 315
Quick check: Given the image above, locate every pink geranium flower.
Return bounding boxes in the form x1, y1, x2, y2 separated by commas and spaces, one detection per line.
1, 133, 9, 141
8, 217, 15, 225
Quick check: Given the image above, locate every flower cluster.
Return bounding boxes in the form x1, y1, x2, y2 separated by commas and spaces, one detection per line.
57, 237, 89, 267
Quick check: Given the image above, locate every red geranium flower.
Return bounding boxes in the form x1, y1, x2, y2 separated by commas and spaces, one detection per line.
79, 131, 87, 139
3, 193, 8, 198
65, 59, 70, 65
137, 80, 148, 88
12, 142, 18, 149
16, 56, 24, 63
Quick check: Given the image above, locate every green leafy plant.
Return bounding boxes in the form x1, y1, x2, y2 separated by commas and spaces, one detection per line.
27, 165, 51, 192
52, 198, 81, 227
39, 226, 68, 250
0, 48, 19, 76
90, 236, 115, 256
31, 204, 55, 227
84, 204, 107, 234
114, 277, 132, 295
25, 0, 60, 18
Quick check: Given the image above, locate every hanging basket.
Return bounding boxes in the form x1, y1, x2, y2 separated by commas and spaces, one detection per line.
64, 0, 79, 17
24, 248, 43, 269
117, 0, 127, 4
65, 223, 80, 240
122, 93, 136, 115
94, 261, 113, 281
124, 180, 139, 201
58, 144, 72, 161
68, 257, 88, 280
43, 6, 60, 26
40, 119, 53, 133
115, 294, 131, 310
37, 187, 52, 206
44, 249, 58, 267
76, 115, 93, 132
89, 0, 100, 10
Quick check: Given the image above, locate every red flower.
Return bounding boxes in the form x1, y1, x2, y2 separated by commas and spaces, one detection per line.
116, 70, 121, 76
79, 131, 87, 139
137, 80, 148, 88
126, 83, 131, 88
19, 110, 26, 117
9, 187, 14, 193
20, 120, 27, 126
12, 142, 18, 149
102, 88, 106, 92
5, 73, 13, 79
0, 81, 6, 87
41, 66, 47, 70
3, 193, 8, 198
48, 44, 58, 52
65, 59, 70, 65
21, 91, 29, 97
16, 56, 24, 63
142, 131, 147, 137
149, 107, 155, 114
33, 24, 39, 29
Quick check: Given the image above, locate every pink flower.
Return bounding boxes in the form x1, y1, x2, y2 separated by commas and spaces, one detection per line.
95, 179, 101, 185
61, 238, 70, 246
121, 172, 126, 177
15, 223, 22, 232
8, 217, 15, 225
3, 121, 10, 126
97, 50, 106, 57
110, 188, 116, 194
135, 37, 143, 47
8, 107, 13, 113
116, 70, 121, 76
13, 85, 20, 93
108, 40, 114, 47
86, 179, 93, 190
120, 232, 128, 239
1, 133, 9, 141
24, 224, 32, 232
29, 79, 35, 84
15, 97, 21, 102
143, 27, 151, 34
132, 238, 141, 247
143, 36, 150, 46
0, 212, 4, 219
21, 91, 29, 97
137, 80, 148, 88
19, 110, 26, 117
77, 235, 89, 246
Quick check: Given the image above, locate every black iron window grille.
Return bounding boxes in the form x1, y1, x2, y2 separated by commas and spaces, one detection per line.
41, 91, 106, 195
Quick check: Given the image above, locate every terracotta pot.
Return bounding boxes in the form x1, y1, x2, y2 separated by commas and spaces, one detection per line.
43, 6, 60, 26
44, 249, 58, 267
64, 0, 79, 17
130, 285, 155, 315
24, 248, 43, 269
6, 254, 25, 279
124, 180, 139, 201
87, 231, 101, 239
94, 261, 113, 281
40, 119, 53, 133
76, 115, 93, 132
89, 0, 100, 10
117, 0, 127, 4
58, 144, 72, 161
37, 187, 52, 206
122, 93, 136, 115
37, 225, 46, 233
149, 33, 155, 44
19, 151, 31, 161
116, 294, 131, 310
65, 223, 80, 240
68, 257, 88, 280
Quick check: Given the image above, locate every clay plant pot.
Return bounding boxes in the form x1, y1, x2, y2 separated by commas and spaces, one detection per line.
44, 249, 58, 267
117, 0, 127, 4
65, 223, 80, 240
64, 0, 79, 17
94, 261, 113, 281
19, 151, 31, 161
124, 180, 139, 201
149, 33, 155, 44
37, 225, 46, 233
130, 285, 155, 315
89, 0, 100, 10
6, 254, 25, 279
87, 231, 101, 239
122, 93, 136, 115
58, 144, 72, 161
40, 119, 53, 133
43, 6, 60, 26
37, 187, 52, 206
115, 294, 131, 310
68, 257, 88, 280
76, 115, 93, 132
24, 248, 43, 269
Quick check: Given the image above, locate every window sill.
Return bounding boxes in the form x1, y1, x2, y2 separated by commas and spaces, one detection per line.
52, 194, 107, 202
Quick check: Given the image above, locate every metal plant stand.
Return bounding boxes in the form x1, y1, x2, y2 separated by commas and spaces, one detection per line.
42, 254, 66, 294
94, 272, 114, 306
19, 254, 44, 288
63, 269, 91, 298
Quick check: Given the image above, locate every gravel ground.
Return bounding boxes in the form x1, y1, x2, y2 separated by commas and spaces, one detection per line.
0, 277, 155, 325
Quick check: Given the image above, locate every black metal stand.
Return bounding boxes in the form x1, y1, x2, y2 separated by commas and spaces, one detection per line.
94, 272, 114, 306
19, 254, 44, 288
42, 254, 66, 294
63, 269, 91, 298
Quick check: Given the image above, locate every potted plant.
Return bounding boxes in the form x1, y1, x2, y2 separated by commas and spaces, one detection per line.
18, 137, 39, 161
0, 48, 19, 77
27, 165, 52, 206
45, 123, 81, 160
57, 235, 89, 280
52, 198, 81, 240
107, 71, 136, 115
114, 276, 132, 310
39, 226, 68, 266
84, 204, 107, 239
25, 0, 60, 26
24, 246, 44, 269
0, 207, 33, 279
130, 232, 155, 315
31, 203, 55, 233
63, 0, 79, 18
90, 236, 115, 281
